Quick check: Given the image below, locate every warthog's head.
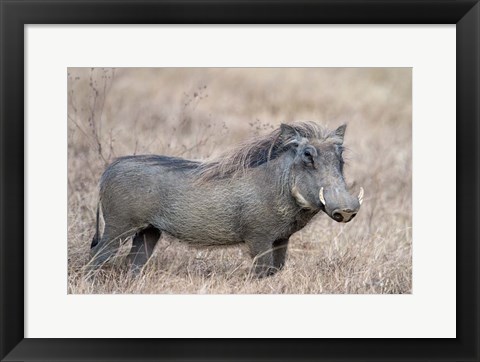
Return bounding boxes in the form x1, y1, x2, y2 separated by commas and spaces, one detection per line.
282, 123, 363, 223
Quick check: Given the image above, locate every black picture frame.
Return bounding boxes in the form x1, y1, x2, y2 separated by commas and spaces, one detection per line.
1, 1, 479, 361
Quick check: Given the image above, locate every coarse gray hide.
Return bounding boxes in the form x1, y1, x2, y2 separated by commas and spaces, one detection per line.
89, 122, 363, 277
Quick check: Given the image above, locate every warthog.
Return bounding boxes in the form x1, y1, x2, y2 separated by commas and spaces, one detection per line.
89, 122, 363, 277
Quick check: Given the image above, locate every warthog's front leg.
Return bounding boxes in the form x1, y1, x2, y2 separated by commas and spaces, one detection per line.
272, 237, 289, 270
247, 238, 277, 278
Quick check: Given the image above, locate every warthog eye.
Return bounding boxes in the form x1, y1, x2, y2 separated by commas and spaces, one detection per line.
302, 148, 315, 166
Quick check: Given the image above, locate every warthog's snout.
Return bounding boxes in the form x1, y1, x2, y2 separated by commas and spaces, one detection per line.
332, 208, 357, 223
319, 187, 363, 223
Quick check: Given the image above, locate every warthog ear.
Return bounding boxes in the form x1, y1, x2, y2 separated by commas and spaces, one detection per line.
332, 124, 347, 144
280, 123, 301, 143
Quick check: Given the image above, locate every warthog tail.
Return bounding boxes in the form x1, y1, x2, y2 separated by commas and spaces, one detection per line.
90, 203, 100, 249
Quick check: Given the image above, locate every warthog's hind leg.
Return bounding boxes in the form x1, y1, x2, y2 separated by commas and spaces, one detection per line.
272, 237, 289, 271
88, 225, 127, 274
128, 226, 161, 274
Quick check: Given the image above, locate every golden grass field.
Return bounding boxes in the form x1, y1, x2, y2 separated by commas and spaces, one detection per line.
68, 68, 411, 294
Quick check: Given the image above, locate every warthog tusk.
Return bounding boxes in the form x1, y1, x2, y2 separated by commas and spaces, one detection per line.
319, 187, 326, 206
292, 185, 313, 209
358, 187, 364, 205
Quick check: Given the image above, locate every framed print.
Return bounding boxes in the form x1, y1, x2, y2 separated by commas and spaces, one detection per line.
1, 1, 479, 361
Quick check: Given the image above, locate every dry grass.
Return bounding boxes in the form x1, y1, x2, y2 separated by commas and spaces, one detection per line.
67, 68, 411, 294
